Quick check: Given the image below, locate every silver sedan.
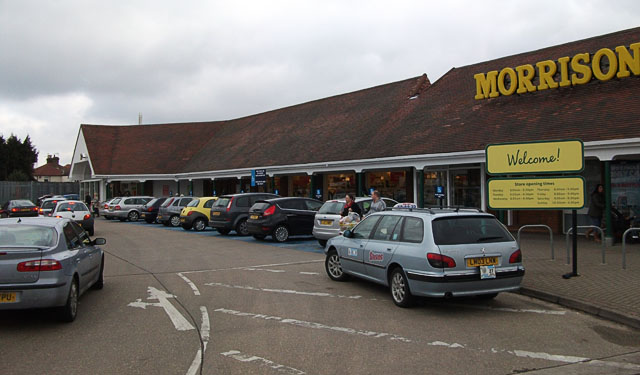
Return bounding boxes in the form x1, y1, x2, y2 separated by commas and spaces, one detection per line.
0, 217, 105, 322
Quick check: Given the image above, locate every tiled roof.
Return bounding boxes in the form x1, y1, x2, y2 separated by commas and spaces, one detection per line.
34, 162, 68, 177
80, 27, 640, 176
82, 122, 223, 175
383, 27, 640, 156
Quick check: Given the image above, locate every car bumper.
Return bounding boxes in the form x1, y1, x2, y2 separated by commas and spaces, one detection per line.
76, 217, 94, 230
0, 279, 70, 310
209, 219, 233, 230
405, 267, 525, 298
247, 221, 272, 235
141, 212, 157, 220
180, 215, 196, 226
313, 226, 341, 240
8, 212, 38, 218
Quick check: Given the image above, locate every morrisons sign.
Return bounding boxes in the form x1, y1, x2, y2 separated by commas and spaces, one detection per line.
474, 42, 640, 100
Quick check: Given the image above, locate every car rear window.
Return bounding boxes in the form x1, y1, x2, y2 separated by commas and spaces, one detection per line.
146, 198, 159, 207
187, 199, 200, 207
251, 202, 271, 212
318, 201, 344, 215
111, 198, 122, 204
432, 216, 513, 245
42, 200, 61, 209
57, 202, 89, 212
0, 225, 57, 247
13, 200, 35, 207
213, 198, 230, 207
161, 198, 175, 207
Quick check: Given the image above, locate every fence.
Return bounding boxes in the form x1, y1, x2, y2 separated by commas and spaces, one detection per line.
0, 181, 80, 204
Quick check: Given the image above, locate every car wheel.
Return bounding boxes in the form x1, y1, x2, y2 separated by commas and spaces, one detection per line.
169, 215, 181, 227
193, 218, 206, 231
236, 219, 249, 236
92, 256, 104, 290
182, 223, 191, 230
58, 277, 79, 322
88, 227, 95, 236
390, 268, 413, 307
477, 293, 498, 300
318, 239, 327, 247
217, 228, 231, 235
128, 211, 139, 221
325, 249, 349, 281
273, 225, 289, 242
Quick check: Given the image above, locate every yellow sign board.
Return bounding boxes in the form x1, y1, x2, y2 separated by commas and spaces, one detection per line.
487, 177, 585, 210
486, 139, 583, 175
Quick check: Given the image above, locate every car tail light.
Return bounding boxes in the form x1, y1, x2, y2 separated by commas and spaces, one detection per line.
263, 205, 276, 216
17, 259, 62, 272
226, 197, 234, 212
115, 205, 121, 210
55, 215, 62, 218
33, 207, 38, 212
39, 208, 44, 214
83, 214, 91, 220
103, 203, 108, 209
427, 253, 456, 268
187, 211, 194, 216
148, 207, 153, 212
11, 208, 17, 212
509, 249, 522, 264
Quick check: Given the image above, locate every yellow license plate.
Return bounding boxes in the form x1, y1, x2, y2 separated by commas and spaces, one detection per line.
466, 257, 499, 267
0, 292, 17, 303
212, 212, 221, 216
180, 218, 186, 222
320, 220, 333, 225
250, 215, 258, 220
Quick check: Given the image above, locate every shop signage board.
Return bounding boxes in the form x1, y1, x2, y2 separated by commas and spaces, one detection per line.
487, 176, 585, 209
486, 139, 584, 175
251, 169, 266, 187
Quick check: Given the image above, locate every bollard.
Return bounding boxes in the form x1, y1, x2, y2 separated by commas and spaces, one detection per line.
517, 225, 554, 260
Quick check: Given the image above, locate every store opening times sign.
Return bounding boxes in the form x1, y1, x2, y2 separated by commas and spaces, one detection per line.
488, 177, 585, 210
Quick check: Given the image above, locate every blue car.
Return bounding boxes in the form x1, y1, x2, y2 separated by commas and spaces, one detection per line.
0, 217, 105, 322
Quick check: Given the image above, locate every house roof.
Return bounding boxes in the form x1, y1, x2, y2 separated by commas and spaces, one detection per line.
34, 160, 68, 177
79, 27, 640, 177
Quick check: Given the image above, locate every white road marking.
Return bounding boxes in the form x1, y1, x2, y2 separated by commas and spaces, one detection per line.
239, 267, 285, 273
214, 307, 640, 370
177, 273, 201, 296
206, 282, 362, 299
128, 286, 194, 331
299, 272, 319, 275
186, 306, 210, 375
220, 350, 306, 374
180, 260, 324, 275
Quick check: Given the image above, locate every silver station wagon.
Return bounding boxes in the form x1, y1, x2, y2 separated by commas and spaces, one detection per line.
324, 208, 524, 307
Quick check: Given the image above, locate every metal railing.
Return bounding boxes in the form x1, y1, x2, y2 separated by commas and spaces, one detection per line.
622, 228, 640, 270
517, 225, 554, 260
565, 226, 606, 264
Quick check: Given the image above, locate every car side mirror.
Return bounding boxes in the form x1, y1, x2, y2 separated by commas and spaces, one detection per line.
343, 230, 354, 238
93, 238, 107, 245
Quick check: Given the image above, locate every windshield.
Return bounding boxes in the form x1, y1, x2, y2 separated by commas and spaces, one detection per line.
318, 201, 345, 215
0, 225, 57, 248
432, 216, 514, 245
12, 200, 35, 207
42, 200, 62, 209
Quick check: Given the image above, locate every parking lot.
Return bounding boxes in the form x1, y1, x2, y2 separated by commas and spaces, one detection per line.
2, 218, 640, 375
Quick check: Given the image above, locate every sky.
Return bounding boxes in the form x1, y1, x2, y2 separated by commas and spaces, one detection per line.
1, 0, 639, 167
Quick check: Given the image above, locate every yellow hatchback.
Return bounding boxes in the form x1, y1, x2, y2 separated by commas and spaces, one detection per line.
180, 197, 218, 231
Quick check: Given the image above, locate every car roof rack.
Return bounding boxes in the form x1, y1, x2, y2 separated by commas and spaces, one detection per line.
425, 206, 484, 213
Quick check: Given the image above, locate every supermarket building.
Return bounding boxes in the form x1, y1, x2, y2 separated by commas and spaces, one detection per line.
70, 27, 640, 235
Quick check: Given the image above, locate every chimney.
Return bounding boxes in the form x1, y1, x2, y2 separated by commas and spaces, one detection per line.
46, 155, 60, 165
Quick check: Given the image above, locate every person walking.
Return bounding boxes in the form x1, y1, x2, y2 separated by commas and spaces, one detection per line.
84, 194, 92, 207
368, 190, 386, 215
586, 184, 605, 243
341, 193, 363, 219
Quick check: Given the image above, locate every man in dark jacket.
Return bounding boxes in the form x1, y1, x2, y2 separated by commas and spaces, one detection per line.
586, 184, 605, 243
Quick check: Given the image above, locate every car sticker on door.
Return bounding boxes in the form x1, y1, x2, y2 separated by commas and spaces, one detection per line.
369, 252, 384, 262
348, 248, 358, 257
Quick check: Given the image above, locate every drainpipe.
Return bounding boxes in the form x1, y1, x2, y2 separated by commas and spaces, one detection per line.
604, 161, 613, 246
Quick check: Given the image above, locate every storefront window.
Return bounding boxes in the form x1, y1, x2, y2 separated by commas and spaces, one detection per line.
327, 173, 355, 199
291, 175, 310, 197
423, 170, 447, 206
611, 161, 640, 219
367, 171, 407, 202
451, 168, 481, 208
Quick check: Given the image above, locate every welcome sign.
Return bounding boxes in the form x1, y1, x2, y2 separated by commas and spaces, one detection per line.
486, 139, 583, 175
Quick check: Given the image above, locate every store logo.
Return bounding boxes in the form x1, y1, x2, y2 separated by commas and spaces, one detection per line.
474, 42, 640, 100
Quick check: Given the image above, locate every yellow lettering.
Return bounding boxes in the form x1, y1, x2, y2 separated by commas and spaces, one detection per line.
516, 64, 537, 94
474, 71, 499, 100
616, 43, 640, 78
571, 53, 592, 85
592, 48, 617, 81
536, 60, 558, 90
497, 68, 517, 96
558, 56, 571, 87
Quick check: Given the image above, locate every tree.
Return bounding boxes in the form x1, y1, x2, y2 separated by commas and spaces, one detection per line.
0, 134, 39, 181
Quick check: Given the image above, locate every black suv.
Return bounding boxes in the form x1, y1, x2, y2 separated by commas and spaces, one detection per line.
140, 197, 169, 223
247, 197, 323, 242
209, 193, 279, 235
